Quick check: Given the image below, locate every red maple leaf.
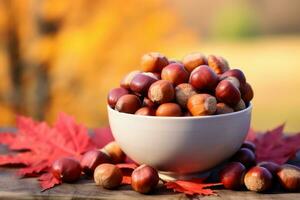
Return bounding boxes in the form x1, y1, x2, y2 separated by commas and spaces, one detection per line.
0, 113, 97, 190
246, 124, 300, 165
165, 179, 222, 196
91, 127, 115, 148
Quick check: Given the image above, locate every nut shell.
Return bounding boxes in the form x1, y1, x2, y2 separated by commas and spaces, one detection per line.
107, 87, 129, 108
52, 157, 82, 183
94, 163, 122, 189
215, 103, 234, 114
207, 55, 230, 74
120, 70, 141, 89
115, 94, 141, 114
244, 166, 273, 192
219, 162, 246, 190
231, 148, 256, 168
161, 63, 189, 86
182, 52, 207, 73
215, 80, 241, 106
241, 141, 256, 153
135, 107, 156, 116
130, 73, 157, 95
141, 52, 169, 72
257, 161, 280, 176
220, 69, 246, 87
156, 103, 182, 116
81, 150, 112, 176
187, 94, 217, 116
175, 83, 197, 108
277, 164, 300, 191
103, 141, 126, 164
241, 82, 254, 103
189, 65, 219, 91
148, 80, 175, 104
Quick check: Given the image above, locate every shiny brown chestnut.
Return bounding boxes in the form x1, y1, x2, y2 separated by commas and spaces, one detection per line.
219, 162, 246, 190
148, 80, 175, 104
103, 141, 126, 164
257, 161, 281, 176
130, 73, 157, 95
161, 63, 189, 86
115, 94, 141, 114
207, 55, 230, 75
120, 70, 141, 89
107, 87, 129, 108
277, 164, 300, 192
187, 94, 217, 116
94, 163, 123, 189
241, 141, 256, 153
135, 107, 156, 116
175, 83, 197, 108
215, 80, 241, 106
52, 157, 82, 183
182, 52, 207, 73
141, 52, 169, 72
156, 103, 182, 116
189, 65, 219, 91
244, 166, 273, 192
220, 69, 246, 87
231, 148, 256, 168
241, 82, 254, 103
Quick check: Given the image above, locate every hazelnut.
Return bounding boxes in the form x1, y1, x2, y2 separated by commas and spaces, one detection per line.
244, 166, 273, 192
161, 63, 189, 86
135, 107, 156, 116
107, 87, 129, 108
115, 94, 141, 114
257, 161, 281, 176
52, 157, 82, 183
156, 103, 182, 117
233, 99, 246, 111
241, 82, 254, 103
94, 163, 122, 189
130, 73, 157, 95
103, 141, 126, 164
215, 80, 241, 106
215, 103, 234, 114
120, 70, 141, 89
277, 164, 300, 191
219, 162, 246, 190
182, 52, 207, 73
231, 148, 256, 168
220, 69, 246, 87
142, 97, 156, 108
80, 150, 112, 177
207, 55, 230, 75
175, 83, 197, 108
141, 52, 169, 72
189, 65, 219, 91
241, 141, 256, 153
131, 164, 159, 194
148, 80, 175, 104
187, 94, 217, 116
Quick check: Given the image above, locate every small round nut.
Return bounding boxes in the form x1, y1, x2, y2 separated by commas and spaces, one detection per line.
52, 157, 82, 183
135, 107, 156, 116
215, 80, 241, 106
175, 83, 197, 108
207, 55, 230, 75
220, 69, 246, 87
187, 94, 217, 116
219, 162, 246, 190
244, 166, 273, 192
142, 98, 156, 108
241, 82, 254, 103
161, 63, 189, 86
241, 141, 256, 153
115, 94, 141, 114
233, 99, 246, 111
231, 148, 256, 168
148, 80, 175, 104
277, 164, 300, 192
189, 65, 219, 91
130, 73, 157, 95
156, 103, 182, 116
257, 161, 280, 176
120, 70, 141, 89
182, 52, 207, 73
94, 163, 122, 189
141, 52, 169, 72
215, 103, 234, 114
107, 87, 129, 108
103, 142, 126, 164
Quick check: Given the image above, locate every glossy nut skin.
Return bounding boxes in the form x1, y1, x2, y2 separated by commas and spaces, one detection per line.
241, 82, 254, 103
175, 83, 197, 108
220, 69, 246, 87
107, 87, 129, 108
131, 164, 159, 194
277, 164, 300, 191
244, 166, 273, 192
142, 98, 156, 108
207, 55, 230, 75
120, 70, 141, 89
130, 73, 157, 95
219, 162, 246, 190
94, 164, 122, 189
103, 141, 126, 164
141, 52, 169, 72
189, 65, 219, 91
231, 148, 256, 168
52, 157, 82, 183
81, 150, 112, 177
156, 103, 182, 117
215, 80, 241, 106
257, 161, 280, 176
215, 103, 234, 114
182, 52, 207, 73
115, 94, 141, 114
148, 80, 175, 104
135, 107, 156, 116
241, 141, 256, 153
161, 63, 189, 86
187, 94, 217, 116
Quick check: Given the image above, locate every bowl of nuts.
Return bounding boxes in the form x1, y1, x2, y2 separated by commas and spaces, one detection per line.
107, 52, 253, 177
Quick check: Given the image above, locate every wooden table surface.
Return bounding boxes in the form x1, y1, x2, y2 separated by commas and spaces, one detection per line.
0, 129, 299, 200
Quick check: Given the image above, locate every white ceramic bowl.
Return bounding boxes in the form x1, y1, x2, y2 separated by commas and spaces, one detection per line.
108, 104, 252, 174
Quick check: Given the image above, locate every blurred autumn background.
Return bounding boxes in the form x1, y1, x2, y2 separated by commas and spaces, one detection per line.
0, 0, 300, 131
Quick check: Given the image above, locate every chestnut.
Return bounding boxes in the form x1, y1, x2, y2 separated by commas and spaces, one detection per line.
222, 76, 240, 89
81, 150, 112, 177
130, 73, 157, 95
142, 97, 156, 108
115, 94, 141, 114
215, 80, 241, 106
156, 103, 182, 117
135, 107, 156, 116
241, 141, 256, 153
182, 52, 207, 73
189, 65, 219, 91
94, 163, 122, 189
175, 83, 197, 108
142, 72, 160, 80
241, 82, 254, 103
207, 55, 230, 75
148, 80, 175, 104
103, 141, 126, 164
220, 69, 246, 87
161, 63, 189, 86
107, 87, 129, 108
187, 94, 217, 116
244, 166, 273, 192
215, 103, 234, 114
277, 164, 300, 191
120, 70, 141, 89
52, 157, 82, 183
141, 52, 169, 72
257, 161, 280, 176
233, 99, 246, 111
219, 162, 246, 190
131, 164, 159, 194
231, 148, 256, 168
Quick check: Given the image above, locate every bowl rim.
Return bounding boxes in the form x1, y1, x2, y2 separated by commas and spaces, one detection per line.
107, 103, 252, 120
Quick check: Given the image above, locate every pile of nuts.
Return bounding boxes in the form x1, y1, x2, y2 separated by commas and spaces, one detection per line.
108, 52, 254, 116
219, 141, 300, 192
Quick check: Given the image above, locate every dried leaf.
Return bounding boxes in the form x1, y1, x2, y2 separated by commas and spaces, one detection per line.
91, 127, 115, 149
